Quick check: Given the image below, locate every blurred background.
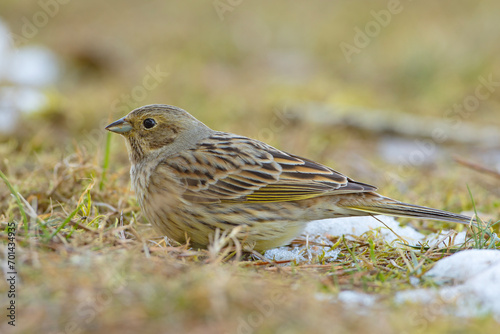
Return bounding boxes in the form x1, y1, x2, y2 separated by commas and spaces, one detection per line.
1, 0, 499, 212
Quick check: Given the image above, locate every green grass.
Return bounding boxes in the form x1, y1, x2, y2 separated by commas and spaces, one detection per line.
1, 159, 499, 333
0, 169, 28, 228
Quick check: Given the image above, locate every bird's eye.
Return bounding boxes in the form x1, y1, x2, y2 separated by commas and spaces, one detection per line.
143, 118, 156, 129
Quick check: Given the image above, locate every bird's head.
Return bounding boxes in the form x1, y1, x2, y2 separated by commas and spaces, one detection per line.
106, 104, 212, 164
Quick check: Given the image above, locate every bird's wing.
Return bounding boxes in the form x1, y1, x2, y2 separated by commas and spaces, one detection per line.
159, 133, 377, 203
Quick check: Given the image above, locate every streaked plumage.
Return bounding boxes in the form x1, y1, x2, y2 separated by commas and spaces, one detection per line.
106, 104, 472, 251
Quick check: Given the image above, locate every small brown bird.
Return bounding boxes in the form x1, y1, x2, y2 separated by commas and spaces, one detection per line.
106, 104, 472, 251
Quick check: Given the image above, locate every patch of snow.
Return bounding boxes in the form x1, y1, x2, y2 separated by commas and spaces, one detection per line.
314, 293, 333, 302
264, 245, 340, 263
426, 249, 500, 283
0, 20, 13, 77
424, 231, 467, 248
264, 246, 307, 263
337, 290, 377, 308
267, 215, 469, 266
316, 291, 380, 315
395, 250, 500, 321
300, 216, 500, 322
6, 45, 59, 87
395, 287, 457, 305
304, 215, 425, 246
464, 261, 500, 320
409, 276, 420, 287
0, 87, 49, 133
319, 247, 340, 261
0, 18, 59, 134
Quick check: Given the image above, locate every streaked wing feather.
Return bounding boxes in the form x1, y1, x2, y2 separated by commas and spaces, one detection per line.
160, 133, 376, 203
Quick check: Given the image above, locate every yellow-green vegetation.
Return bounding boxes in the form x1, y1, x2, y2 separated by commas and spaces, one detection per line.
1, 1, 500, 333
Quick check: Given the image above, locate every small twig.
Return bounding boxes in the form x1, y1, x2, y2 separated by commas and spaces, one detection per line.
263, 264, 339, 272
67, 219, 98, 233
245, 259, 293, 267
93, 202, 118, 213
454, 156, 500, 181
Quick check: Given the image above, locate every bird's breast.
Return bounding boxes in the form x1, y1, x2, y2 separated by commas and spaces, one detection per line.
130, 162, 157, 208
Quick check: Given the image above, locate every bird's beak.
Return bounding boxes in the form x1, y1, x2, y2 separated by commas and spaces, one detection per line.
105, 117, 133, 134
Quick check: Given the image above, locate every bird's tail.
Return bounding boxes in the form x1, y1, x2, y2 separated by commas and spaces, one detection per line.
345, 200, 473, 225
